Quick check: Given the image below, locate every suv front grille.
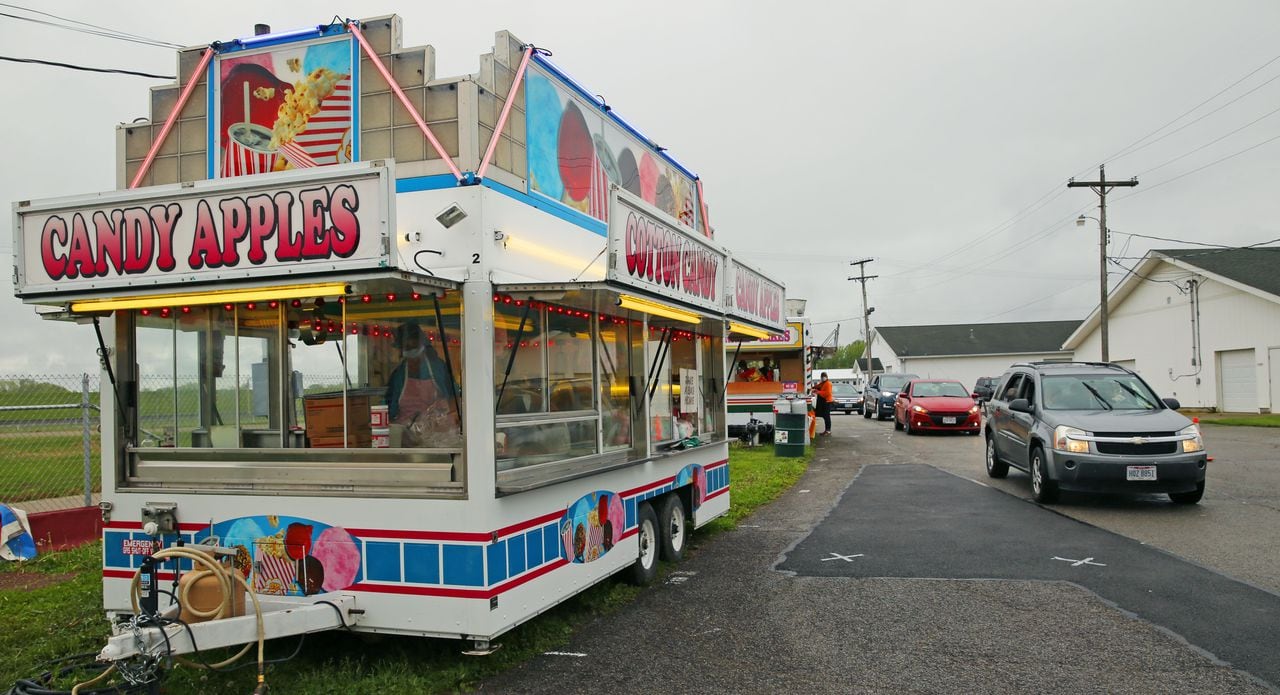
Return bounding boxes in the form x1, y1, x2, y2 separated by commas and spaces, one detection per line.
1096, 441, 1178, 455
1092, 433, 1178, 456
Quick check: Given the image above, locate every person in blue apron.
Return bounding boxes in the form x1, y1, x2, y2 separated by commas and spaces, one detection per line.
387, 320, 458, 445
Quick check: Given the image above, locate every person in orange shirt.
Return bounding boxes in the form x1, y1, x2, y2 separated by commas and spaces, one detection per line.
812, 372, 833, 436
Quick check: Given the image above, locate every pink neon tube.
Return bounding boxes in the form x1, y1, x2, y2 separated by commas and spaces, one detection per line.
348, 21, 464, 182
477, 46, 533, 181
696, 178, 712, 238
129, 47, 214, 189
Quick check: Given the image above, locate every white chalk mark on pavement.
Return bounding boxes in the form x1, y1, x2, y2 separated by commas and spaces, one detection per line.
821, 552, 864, 562
1052, 556, 1107, 567
544, 651, 588, 657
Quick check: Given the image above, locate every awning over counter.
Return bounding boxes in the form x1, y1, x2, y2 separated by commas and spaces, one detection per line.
59, 271, 458, 315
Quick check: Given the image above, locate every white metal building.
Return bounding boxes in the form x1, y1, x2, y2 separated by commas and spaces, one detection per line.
867, 321, 1080, 393
1064, 248, 1280, 413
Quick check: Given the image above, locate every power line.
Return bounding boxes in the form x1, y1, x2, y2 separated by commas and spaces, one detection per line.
1113, 131, 1280, 203
1109, 231, 1234, 248
1087, 51, 1280, 171
1134, 102, 1280, 177
0, 55, 173, 79
1109, 71, 1280, 166
0, 4, 182, 48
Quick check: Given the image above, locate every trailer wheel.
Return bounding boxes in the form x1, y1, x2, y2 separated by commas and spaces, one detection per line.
657, 494, 687, 562
628, 502, 659, 586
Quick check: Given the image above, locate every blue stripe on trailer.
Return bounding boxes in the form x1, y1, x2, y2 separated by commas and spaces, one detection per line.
626, 498, 637, 529
525, 530, 543, 567
486, 542, 507, 585
442, 545, 484, 587
507, 535, 527, 576
403, 543, 441, 585
364, 541, 402, 582
543, 525, 561, 562
104, 531, 128, 568
395, 174, 461, 193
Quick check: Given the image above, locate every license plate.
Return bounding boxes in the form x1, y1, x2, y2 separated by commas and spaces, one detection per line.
1126, 465, 1157, 481
942, 416, 957, 424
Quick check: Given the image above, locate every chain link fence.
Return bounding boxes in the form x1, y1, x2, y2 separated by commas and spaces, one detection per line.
0, 374, 100, 510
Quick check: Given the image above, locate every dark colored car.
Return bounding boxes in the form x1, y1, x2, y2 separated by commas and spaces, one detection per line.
983, 362, 1207, 504
863, 373, 920, 421
831, 382, 863, 414
894, 379, 981, 435
972, 376, 999, 404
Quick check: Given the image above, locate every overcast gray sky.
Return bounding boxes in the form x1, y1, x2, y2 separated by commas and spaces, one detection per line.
2, 1, 1278, 372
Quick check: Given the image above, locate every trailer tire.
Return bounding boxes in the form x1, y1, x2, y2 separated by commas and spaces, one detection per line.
628, 502, 660, 586
657, 494, 687, 563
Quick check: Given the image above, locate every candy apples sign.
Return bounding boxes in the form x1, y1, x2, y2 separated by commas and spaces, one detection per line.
726, 259, 785, 333
608, 191, 725, 314
14, 164, 392, 298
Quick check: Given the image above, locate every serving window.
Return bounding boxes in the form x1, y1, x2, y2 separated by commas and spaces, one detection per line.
117, 278, 463, 496
646, 319, 724, 446
493, 293, 619, 470
493, 288, 725, 480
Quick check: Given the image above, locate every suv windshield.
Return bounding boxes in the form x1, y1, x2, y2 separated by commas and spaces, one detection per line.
878, 375, 911, 391
1042, 374, 1161, 411
913, 381, 970, 398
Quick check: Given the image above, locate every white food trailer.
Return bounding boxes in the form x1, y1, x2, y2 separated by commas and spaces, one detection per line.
9, 15, 785, 683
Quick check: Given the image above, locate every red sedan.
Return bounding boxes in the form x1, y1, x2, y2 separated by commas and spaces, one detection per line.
893, 379, 981, 435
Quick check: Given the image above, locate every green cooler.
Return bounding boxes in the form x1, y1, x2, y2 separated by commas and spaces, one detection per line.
773, 397, 807, 457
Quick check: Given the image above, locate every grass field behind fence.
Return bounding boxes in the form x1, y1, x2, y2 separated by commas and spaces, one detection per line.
0, 441, 812, 693
0, 431, 101, 502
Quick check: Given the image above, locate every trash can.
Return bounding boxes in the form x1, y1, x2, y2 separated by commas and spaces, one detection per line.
774, 397, 807, 457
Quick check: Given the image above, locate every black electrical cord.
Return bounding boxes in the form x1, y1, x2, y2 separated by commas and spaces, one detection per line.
6, 656, 151, 694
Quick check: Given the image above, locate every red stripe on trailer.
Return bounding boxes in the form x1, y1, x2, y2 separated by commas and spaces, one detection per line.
346, 528, 492, 543
103, 568, 177, 581
103, 521, 207, 532
494, 510, 565, 540
704, 458, 729, 471
620, 475, 677, 498
705, 486, 730, 502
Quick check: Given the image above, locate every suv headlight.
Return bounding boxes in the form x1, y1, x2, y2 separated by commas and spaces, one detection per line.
882, 391, 895, 398
1053, 425, 1089, 454
1179, 424, 1204, 453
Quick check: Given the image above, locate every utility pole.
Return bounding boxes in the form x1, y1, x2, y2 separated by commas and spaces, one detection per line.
849, 259, 876, 378
1068, 165, 1137, 362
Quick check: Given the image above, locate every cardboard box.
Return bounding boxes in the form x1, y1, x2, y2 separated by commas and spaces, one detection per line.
303, 388, 384, 447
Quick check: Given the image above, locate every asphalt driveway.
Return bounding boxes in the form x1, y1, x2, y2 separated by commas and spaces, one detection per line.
479, 419, 1277, 694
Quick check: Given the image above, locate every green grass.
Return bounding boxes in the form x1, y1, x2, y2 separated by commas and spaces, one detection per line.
0, 443, 813, 693
1193, 412, 1280, 428
0, 430, 101, 502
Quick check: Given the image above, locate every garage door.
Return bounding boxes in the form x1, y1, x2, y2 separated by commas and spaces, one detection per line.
1219, 349, 1256, 412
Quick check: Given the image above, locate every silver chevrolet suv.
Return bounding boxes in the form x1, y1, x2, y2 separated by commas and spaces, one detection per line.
984, 362, 1207, 504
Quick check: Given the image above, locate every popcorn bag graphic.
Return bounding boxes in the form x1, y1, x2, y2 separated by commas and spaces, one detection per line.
221, 63, 350, 177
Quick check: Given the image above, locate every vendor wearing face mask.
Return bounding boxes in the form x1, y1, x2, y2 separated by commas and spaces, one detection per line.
387, 320, 455, 426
